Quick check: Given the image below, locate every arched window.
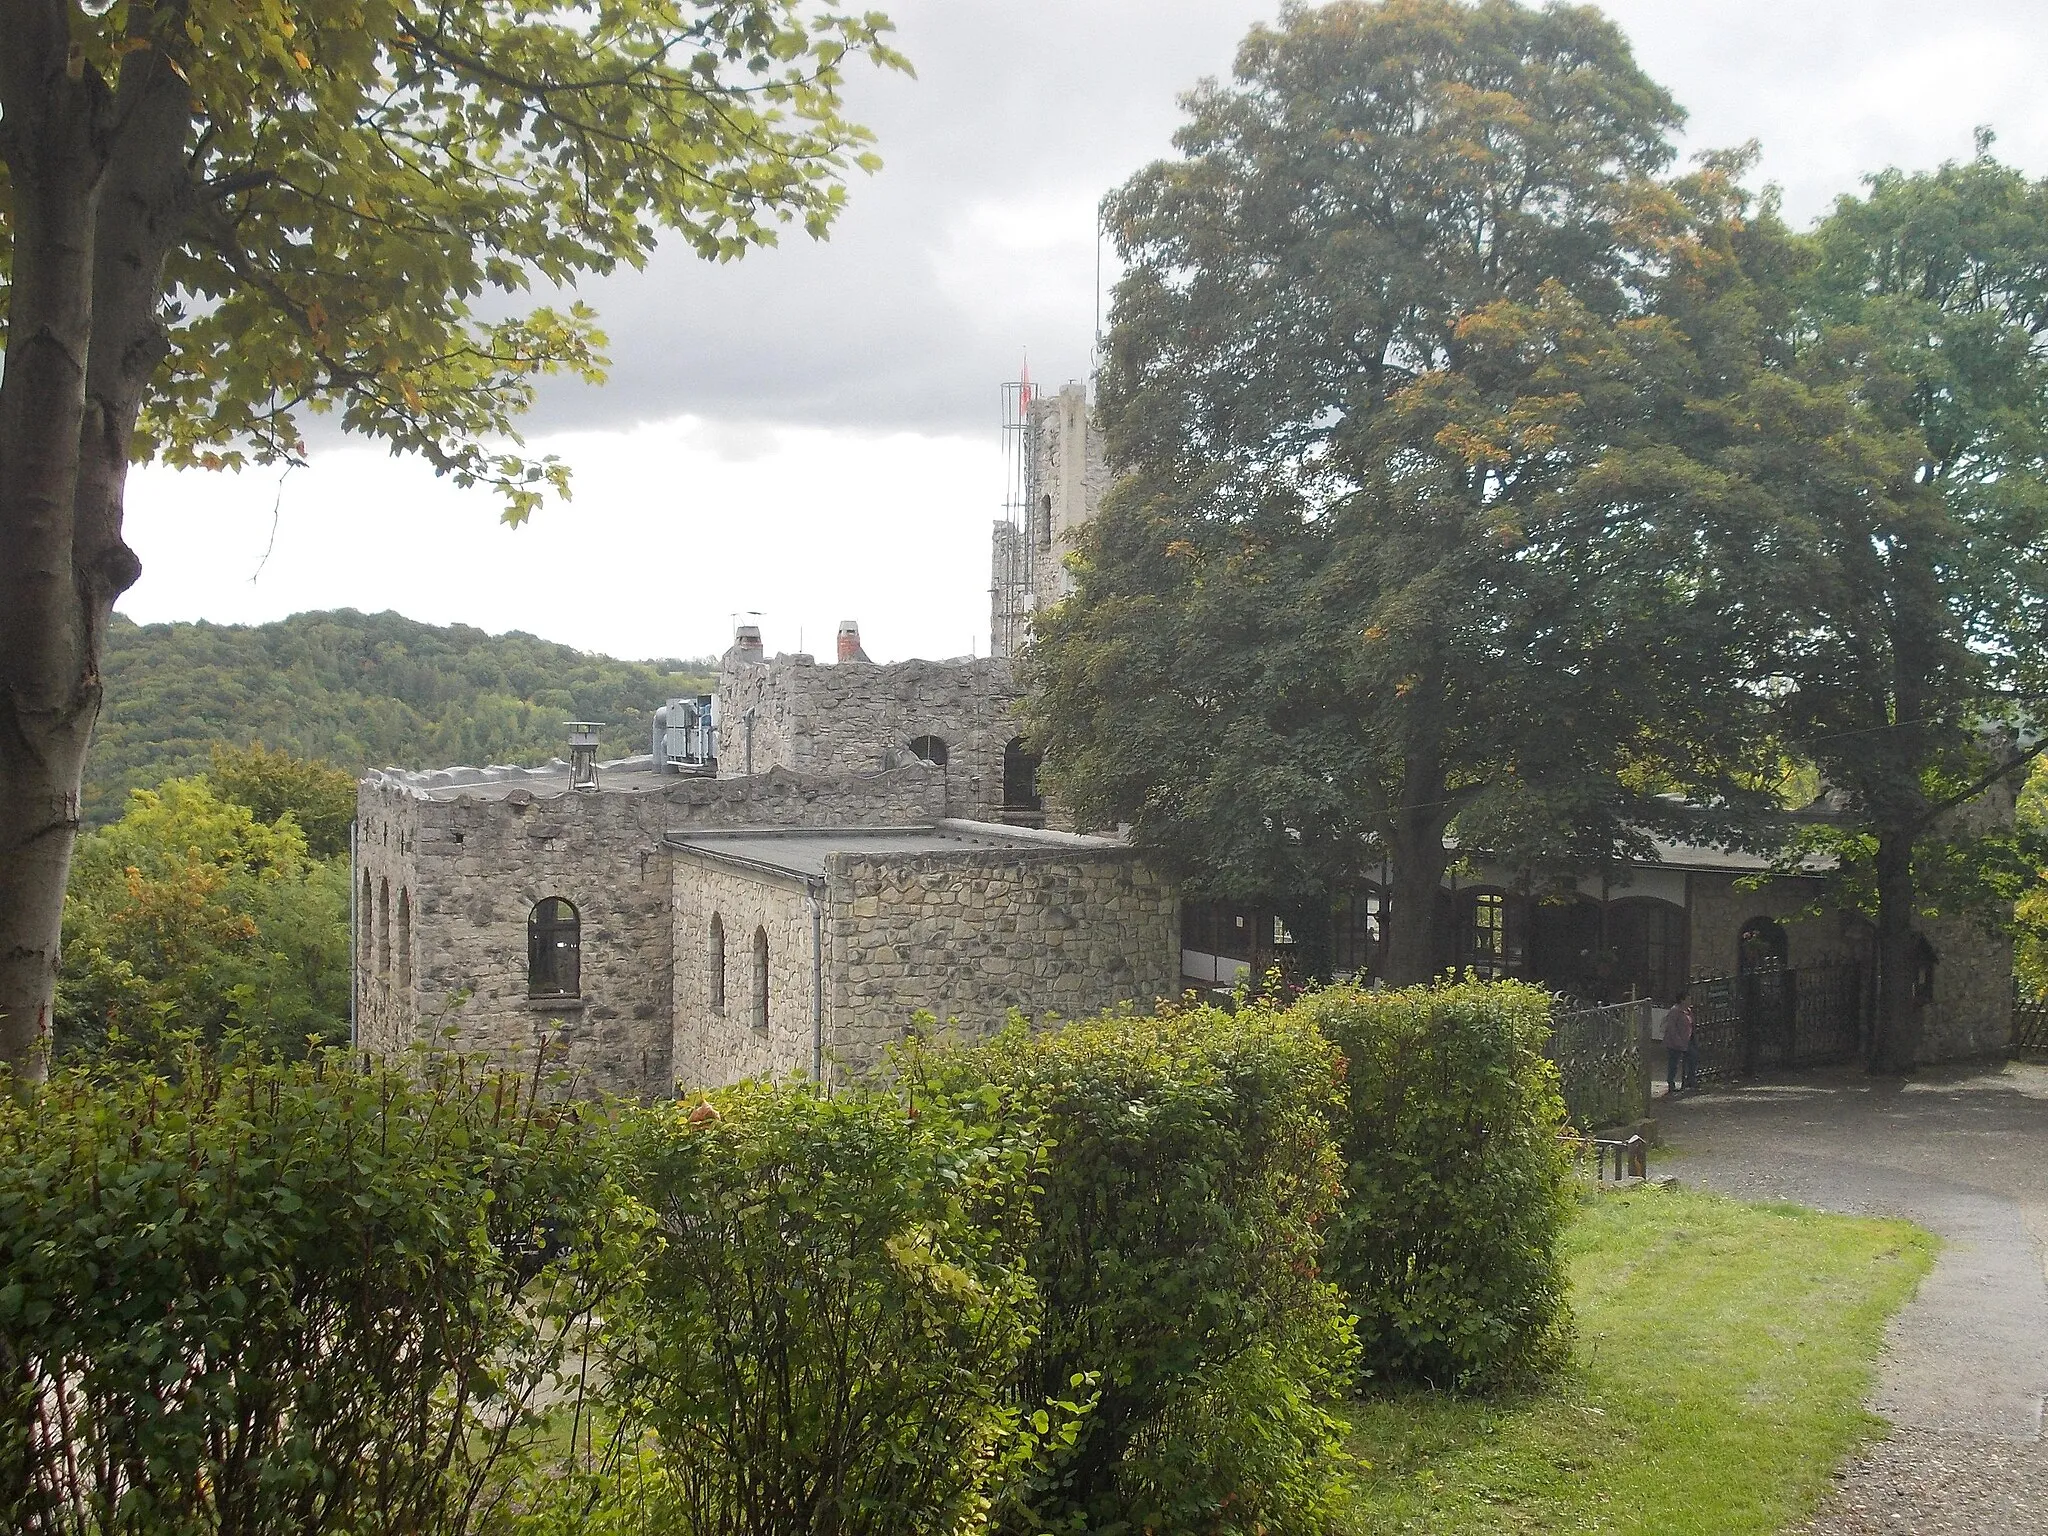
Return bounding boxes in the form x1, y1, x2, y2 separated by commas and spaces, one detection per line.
709, 913, 726, 1012
377, 878, 391, 977
528, 898, 581, 999
360, 869, 373, 967
751, 927, 770, 1035
1460, 889, 1516, 979
1739, 917, 1788, 974
1038, 492, 1054, 551
397, 889, 412, 990
1611, 898, 1687, 1002
1002, 736, 1042, 812
907, 735, 948, 768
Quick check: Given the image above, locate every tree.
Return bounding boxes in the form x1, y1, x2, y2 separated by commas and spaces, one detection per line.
205, 740, 357, 857
0, 0, 903, 1074
55, 775, 350, 1062
1030, 0, 1772, 982
1744, 145, 2048, 1066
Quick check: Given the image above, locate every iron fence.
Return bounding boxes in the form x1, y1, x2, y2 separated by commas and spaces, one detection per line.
2015, 995, 2048, 1057
1689, 958, 1867, 1083
1546, 1000, 1648, 1129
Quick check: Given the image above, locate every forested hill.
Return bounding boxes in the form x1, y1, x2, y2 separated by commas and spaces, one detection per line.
88, 609, 714, 822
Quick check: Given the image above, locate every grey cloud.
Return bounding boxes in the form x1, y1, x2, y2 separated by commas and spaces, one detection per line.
520, 0, 2048, 442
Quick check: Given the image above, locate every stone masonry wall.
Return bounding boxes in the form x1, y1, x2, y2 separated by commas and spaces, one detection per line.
716, 653, 1024, 819
1688, 869, 2013, 1063
670, 854, 818, 1091
355, 763, 943, 1097
1687, 871, 1847, 979
822, 847, 1178, 1078
353, 779, 425, 1059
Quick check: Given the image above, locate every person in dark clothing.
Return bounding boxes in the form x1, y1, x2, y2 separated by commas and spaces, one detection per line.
1662, 988, 1696, 1095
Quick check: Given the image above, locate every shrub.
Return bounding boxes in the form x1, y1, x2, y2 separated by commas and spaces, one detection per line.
602, 1080, 1046, 1536
921, 1005, 1357, 1536
0, 1052, 632, 1536
1292, 980, 1576, 1391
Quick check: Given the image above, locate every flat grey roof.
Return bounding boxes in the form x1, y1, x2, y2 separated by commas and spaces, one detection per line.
368, 755, 677, 802
666, 820, 1126, 879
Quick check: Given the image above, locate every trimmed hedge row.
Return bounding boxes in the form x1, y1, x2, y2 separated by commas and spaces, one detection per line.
0, 982, 1575, 1535
1297, 981, 1577, 1389
919, 1005, 1357, 1536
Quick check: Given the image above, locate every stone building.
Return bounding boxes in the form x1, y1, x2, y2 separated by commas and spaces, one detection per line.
714, 623, 1046, 824
1180, 829, 2016, 1066
353, 624, 1174, 1098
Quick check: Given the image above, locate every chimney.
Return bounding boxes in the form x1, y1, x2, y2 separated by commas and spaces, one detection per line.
727, 623, 764, 666
564, 722, 602, 790
836, 620, 870, 665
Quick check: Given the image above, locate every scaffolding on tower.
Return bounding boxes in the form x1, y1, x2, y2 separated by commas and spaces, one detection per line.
989, 359, 1037, 659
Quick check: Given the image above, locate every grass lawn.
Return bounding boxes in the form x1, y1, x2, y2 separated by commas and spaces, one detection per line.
1340, 1186, 1936, 1535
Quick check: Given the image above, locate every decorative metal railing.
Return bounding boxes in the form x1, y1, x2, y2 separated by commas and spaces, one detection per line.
1689, 958, 1867, 1083
2015, 995, 2048, 1057
1546, 1000, 1649, 1129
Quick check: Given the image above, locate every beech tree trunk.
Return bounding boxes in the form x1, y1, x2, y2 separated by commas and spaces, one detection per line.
0, 5, 186, 1078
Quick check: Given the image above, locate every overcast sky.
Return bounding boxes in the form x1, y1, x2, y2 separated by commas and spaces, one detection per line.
119, 0, 2048, 665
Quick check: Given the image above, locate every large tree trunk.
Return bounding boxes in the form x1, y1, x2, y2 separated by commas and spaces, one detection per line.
1869, 826, 1922, 1073
1382, 756, 1455, 986
0, 10, 110, 1077
0, 9, 184, 1078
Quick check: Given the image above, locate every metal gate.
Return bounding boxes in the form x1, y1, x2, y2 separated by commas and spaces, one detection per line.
1689, 958, 1867, 1083
2015, 995, 2048, 1057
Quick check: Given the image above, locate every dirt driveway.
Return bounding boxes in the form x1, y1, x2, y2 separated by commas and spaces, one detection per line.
1657, 1060, 2048, 1533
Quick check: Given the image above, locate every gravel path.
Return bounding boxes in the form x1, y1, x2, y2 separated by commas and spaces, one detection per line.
1654, 1061, 2048, 1534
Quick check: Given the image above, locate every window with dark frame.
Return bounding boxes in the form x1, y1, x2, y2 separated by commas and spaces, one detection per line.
528, 897, 582, 999
1467, 891, 1508, 978
1612, 898, 1686, 1002
1332, 887, 1387, 979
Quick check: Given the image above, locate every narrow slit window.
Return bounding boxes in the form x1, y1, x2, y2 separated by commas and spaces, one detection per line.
709, 913, 726, 1012
751, 927, 769, 1036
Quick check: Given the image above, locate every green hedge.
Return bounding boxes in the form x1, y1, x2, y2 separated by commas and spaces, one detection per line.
921, 1005, 1357, 1536
1292, 981, 1577, 1391
600, 1079, 1050, 1536
0, 1054, 629, 1536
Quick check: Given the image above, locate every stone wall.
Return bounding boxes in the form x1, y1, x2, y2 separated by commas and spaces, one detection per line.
1688, 869, 2013, 1063
822, 845, 1178, 1078
670, 854, 820, 1091
1916, 914, 2014, 1063
353, 780, 426, 1059
716, 651, 1025, 818
1687, 870, 1847, 978
355, 763, 944, 1097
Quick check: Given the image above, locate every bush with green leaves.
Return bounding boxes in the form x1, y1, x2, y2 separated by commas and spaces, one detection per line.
0, 1052, 633, 1536
598, 1079, 1051, 1536
919, 1005, 1357, 1536
1291, 980, 1576, 1391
